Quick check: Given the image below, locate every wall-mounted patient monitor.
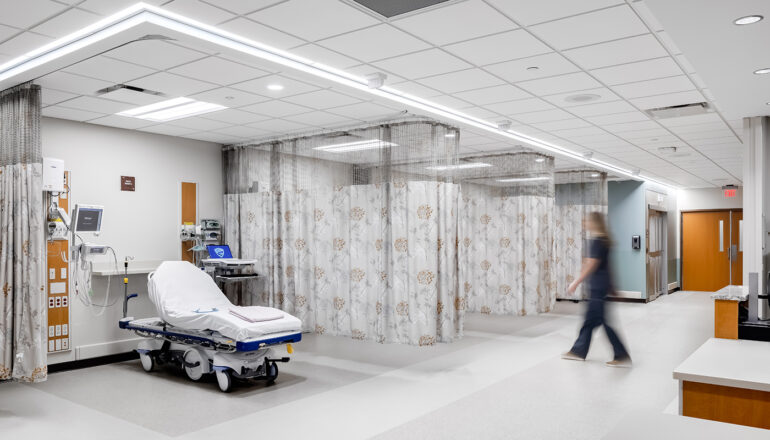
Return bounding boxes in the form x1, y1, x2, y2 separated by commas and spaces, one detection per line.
72, 204, 103, 233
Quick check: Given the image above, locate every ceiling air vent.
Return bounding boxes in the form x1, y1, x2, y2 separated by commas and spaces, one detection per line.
645, 102, 710, 119
351, 0, 450, 18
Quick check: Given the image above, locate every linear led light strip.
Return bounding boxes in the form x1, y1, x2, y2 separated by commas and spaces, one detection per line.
0, 2, 675, 189
118, 97, 226, 121
497, 176, 551, 183
426, 162, 491, 171
313, 139, 397, 153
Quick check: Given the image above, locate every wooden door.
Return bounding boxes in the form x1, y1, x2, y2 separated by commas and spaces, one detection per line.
682, 211, 731, 291
181, 182, 197, 263
731, 211, 743, 285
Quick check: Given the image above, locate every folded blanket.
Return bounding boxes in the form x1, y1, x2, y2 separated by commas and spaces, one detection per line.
229, 306, 284, 323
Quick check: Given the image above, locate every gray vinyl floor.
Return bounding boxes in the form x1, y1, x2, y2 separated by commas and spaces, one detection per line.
1, 291, 714, 439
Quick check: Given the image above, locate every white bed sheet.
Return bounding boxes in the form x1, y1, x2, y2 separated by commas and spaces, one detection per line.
148, 261, 301, 341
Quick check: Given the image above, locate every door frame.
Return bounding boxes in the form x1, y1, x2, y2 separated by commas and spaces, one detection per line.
680, 208, 743, 291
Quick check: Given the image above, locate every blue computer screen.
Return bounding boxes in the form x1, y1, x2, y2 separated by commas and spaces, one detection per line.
206, 244, 233, 259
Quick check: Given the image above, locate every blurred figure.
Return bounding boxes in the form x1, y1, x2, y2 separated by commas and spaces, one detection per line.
561, 212, 631, 367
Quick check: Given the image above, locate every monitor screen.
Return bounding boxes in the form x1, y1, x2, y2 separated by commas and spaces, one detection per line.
207, 245, 232, 259
74, 206, 103, 233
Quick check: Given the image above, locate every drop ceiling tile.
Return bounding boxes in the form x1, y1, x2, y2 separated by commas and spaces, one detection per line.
486, 98, 555, 116
217, 17, 304, 50
485, 0, 623, 26
443, 29, 552, 66
389, 81, 442, 98
317, 24, 430, 63
88, 115, 155, 130
283, 111, 352, 127
568, 100, 638, 117
657, 112, 723, 127
542, 87, 620, 108
200, 108, 271, 125
0, 32, 53, 57
231, 74, 320, 97
128, 72, 216, 97
564, 34, 668, 70
162, 0, 236, 25
31, 8, 101, 38
58, 96, 134, 114
168, 116, 233, 131
529, 5, 647, 50
679, 129, 738, 142
212, 125, 272, 139
586, 111, 650, 125
41, 88, 78, 106
669, 122, 730, 134
618, 127, 670, 140
417, 68, 505, 94
391, 0, 516, 46
430, 94, 472, 108
200, 0, 283, 14
105, 40, 207, 70
189, 87, 269, 108
460, 106, 501, 119
282, 89, 361, 110
517, 72, 602, 96
328, 102, 399, 120
240, 100, 313, 117
0, 24, 18, 44
63, 55, 156, 84
37, 71, 113, 96
139, 124, 199, 137
552, 127, 609, 138
603, 120, 661, 133
343, 64, 407, 85
485, 52, 580, 84
513, 108, 574, 124
169, 56, 270, 86
0, 0, 66, 29
590, 57, 683, 85
42, 105, 103, 122
533, 118, 592, 131
249, 0, 379, 41
372, 49, 471, 80
630, 90, 705, 110
97, 88, 168, 106
245, 118, 310, 133
612, 75, 696, 99
79, 0, 166, 15
182, 131, 244, 144
454, 85, 531, 106
290, 43, 361, 69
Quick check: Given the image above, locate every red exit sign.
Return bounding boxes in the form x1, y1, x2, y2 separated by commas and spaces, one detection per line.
724, 188, 737, 198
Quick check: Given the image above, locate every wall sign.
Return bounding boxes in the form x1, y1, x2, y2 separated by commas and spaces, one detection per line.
121, 176, 135, 191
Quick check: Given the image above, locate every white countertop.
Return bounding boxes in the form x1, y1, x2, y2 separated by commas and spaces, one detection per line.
603, 411, 769, 439
711, 285, 748, 301
673, 338, 770, 392
92, 260, 163, 276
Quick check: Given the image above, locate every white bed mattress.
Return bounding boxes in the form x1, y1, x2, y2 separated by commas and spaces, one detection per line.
148, 261, 301, 341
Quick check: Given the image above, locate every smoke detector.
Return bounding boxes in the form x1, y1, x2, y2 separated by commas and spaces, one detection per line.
565, 93, 601, 104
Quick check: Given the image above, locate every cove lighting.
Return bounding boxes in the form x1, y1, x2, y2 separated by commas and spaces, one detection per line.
313, 139, 396, 153
0, 2, 676, 188
426, 162, 491, 171
496, 176, 551, 183
118, 97, 226, 121
734, 15, 763, 25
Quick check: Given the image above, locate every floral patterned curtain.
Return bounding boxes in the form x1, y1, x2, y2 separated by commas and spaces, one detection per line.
0, 82, 46, 382
553, 171, 608, 301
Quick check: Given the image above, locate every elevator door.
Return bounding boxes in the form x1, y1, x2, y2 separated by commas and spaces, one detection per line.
682, 210, 742, 291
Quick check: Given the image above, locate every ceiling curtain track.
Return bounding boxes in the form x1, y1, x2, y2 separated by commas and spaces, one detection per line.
0, 81, 47, 382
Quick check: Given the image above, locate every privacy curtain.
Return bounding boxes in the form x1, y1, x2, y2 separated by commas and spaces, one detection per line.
0, 82, 47, 382
224, 120, 464, 345
553, 171, 608, 301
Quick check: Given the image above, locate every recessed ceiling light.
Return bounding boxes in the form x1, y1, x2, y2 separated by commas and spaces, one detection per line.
267, 84, 284, 91
526, 66, 539, 71
565, 93, 601, 103
313, 139, 396, 153
535, 157, 546, 163
754, 68, 770, 75
117, 97, 226, 121
734, 15, 763, 25
426, 162, 491, 171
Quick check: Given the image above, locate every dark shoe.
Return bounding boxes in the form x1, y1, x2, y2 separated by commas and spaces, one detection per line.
561, 351, 585, 361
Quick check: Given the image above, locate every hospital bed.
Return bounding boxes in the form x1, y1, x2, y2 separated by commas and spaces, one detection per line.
119, 261, 302, 392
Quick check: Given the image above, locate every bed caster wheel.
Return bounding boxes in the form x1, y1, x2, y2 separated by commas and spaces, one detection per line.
216, 370, 233, 393
266, 362, 278, 384
139, 352, 154, 372
183, 349, 205, 381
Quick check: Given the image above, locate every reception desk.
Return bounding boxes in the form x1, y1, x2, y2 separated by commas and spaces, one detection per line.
711, 285, 747, 339
674, 338, 770, 429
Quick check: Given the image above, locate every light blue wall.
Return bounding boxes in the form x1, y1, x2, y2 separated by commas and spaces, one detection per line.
608, 181, 647, 297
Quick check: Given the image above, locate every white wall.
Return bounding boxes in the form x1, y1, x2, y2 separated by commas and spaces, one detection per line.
42, 117, 223, 364
678, 187, 742, 211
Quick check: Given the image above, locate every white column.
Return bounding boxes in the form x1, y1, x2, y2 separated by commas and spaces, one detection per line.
743, 117, 770, 317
